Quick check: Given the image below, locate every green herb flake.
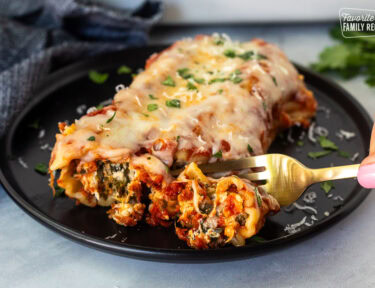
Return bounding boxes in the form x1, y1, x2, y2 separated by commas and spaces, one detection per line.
321, 181, 335, 194
238, 50, 254, 61
28, 119, 40, 129
318, 136, 338, 150
106, 111, 117, 123
176, 135, 180, 142
308, 150, 332, 159
218, 89, 223, 94
142, 113, 149, 117
213, 150, 223, 158
96, 104, 104, 110
255, 187, 262, 207
249, 235, 266, 243
162, 76, 176, 87
208, 78, 226, 84
231, 77, 243, 84
87, 136, 96, 141
187, 81, 197, 90
88, 70, 109, 84
256, 54, 268, 60
297, 140, 304, 147
262, 101, 267, 111
177, 68, 192, 79
247, 144, 253, 154
338, 150, 350, 158
35, 163, 48, 175
147, 103, 158, 112
165, 99, 181, 108
148, 94, 158, 100
272, 76, 278, 86
117, 65, 132, 74
193, 77, 205, 84
223, 49, 236, 58
54, 184, 65, 198
213, 37, 225, 45
131, 73, 137, 78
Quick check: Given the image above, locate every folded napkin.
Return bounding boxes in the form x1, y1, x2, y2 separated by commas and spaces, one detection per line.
0, 0, 163, 136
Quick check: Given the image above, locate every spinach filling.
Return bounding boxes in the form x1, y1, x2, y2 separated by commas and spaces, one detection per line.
96, 161, 130, 199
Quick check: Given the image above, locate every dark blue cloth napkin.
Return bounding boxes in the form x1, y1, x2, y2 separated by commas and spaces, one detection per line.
0, 0, 163, 136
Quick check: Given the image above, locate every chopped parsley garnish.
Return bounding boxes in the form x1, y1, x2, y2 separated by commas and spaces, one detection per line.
88, 70, 109, 84
131, 73, 137, 78
318, 136, 338, 150
176, 135, 180, 142
213, 36, 225, 45
193, 77, 205, 84
35, 163, 48, 175
307, 150, 332, 159
249, 235, 266, 243
162, 76, 176, 87
256, 54, 268, 60
297, 140, 304, 147
247, 144, 253, 154
165, 99, 181, 108
187, 81, 197, 90
148, 94, 158, 100
87, 136, 95, 141
54, 184, 65, 198
147, 103, 158, 112
254, 187, 262, 207
213, 150, 223, 158
177, 68, 192, 79
28, 119, 40, 129
117, 65, 132, 74
142, 113, 149, 117
321, 181, 335, 193
106, 111, 117, 123
238, 50, 254, 60
338, 150, 350, 158
96, 104, 104, 110
218, 89, 223, 94
223, 49, 236, 58
234, 69, 241, 75
208, 78, 226, 84
272, 76, 278, 86
231, 77, 243, 84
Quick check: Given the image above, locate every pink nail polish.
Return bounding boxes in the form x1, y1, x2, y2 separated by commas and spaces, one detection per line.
358, 163, 375, 188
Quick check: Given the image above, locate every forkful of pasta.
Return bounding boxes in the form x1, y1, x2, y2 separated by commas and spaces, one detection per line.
172, 154, 360, 206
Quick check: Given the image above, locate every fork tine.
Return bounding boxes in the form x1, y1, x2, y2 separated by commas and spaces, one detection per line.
244, 171, 269, 181
197, 155, 268, 174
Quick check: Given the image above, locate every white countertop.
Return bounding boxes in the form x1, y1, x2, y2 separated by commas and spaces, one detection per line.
1, 24, 375, 287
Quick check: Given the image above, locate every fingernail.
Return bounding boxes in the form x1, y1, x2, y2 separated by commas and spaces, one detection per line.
358, 163, 375, 188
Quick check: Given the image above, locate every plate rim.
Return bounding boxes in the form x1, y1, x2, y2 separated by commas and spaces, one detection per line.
0, 45, 373, 262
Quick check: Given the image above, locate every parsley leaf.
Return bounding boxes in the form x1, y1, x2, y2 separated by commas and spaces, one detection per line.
272, 76, 278, 86
88, 70, 109, 84
193, 77, 205, 84
187, 81, 197, 90
338, 150, 350, 158
213, 150, 222, 158
208, 78, 226, 84
87, 136, 95, 141
238, 50, 254, 60
147, 103, 158, 111
149, 94, 158, 100
162, 76, 176, 87
256, 54, 268, 60
223, 49, 236, 58
54, 184, 65, 198
297, 140, 304, 147
117, 65, 132, 74
308, 150, 332, 159
247, 144, 253, 153
255, 187, 262, 207
165, 99, 181, 108
35, 163, 48, 175
106, 111, 117, 123
96, 104, 104, 110
321, 181, 335, 193
177, 68, 192, 79
318, 136, 338, 150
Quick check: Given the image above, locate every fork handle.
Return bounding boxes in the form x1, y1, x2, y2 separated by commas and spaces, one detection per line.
310, 164, 360, 184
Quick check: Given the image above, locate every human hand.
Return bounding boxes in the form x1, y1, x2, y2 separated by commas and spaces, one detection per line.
357, 124, 375, 188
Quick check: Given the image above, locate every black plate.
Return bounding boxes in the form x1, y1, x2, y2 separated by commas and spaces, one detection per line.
0, 46, 372, 262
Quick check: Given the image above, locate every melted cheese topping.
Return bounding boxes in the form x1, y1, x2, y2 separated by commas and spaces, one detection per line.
50, 35, 308, 171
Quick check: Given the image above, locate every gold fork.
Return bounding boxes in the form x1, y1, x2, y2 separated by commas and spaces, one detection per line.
171, 154, 359, 206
